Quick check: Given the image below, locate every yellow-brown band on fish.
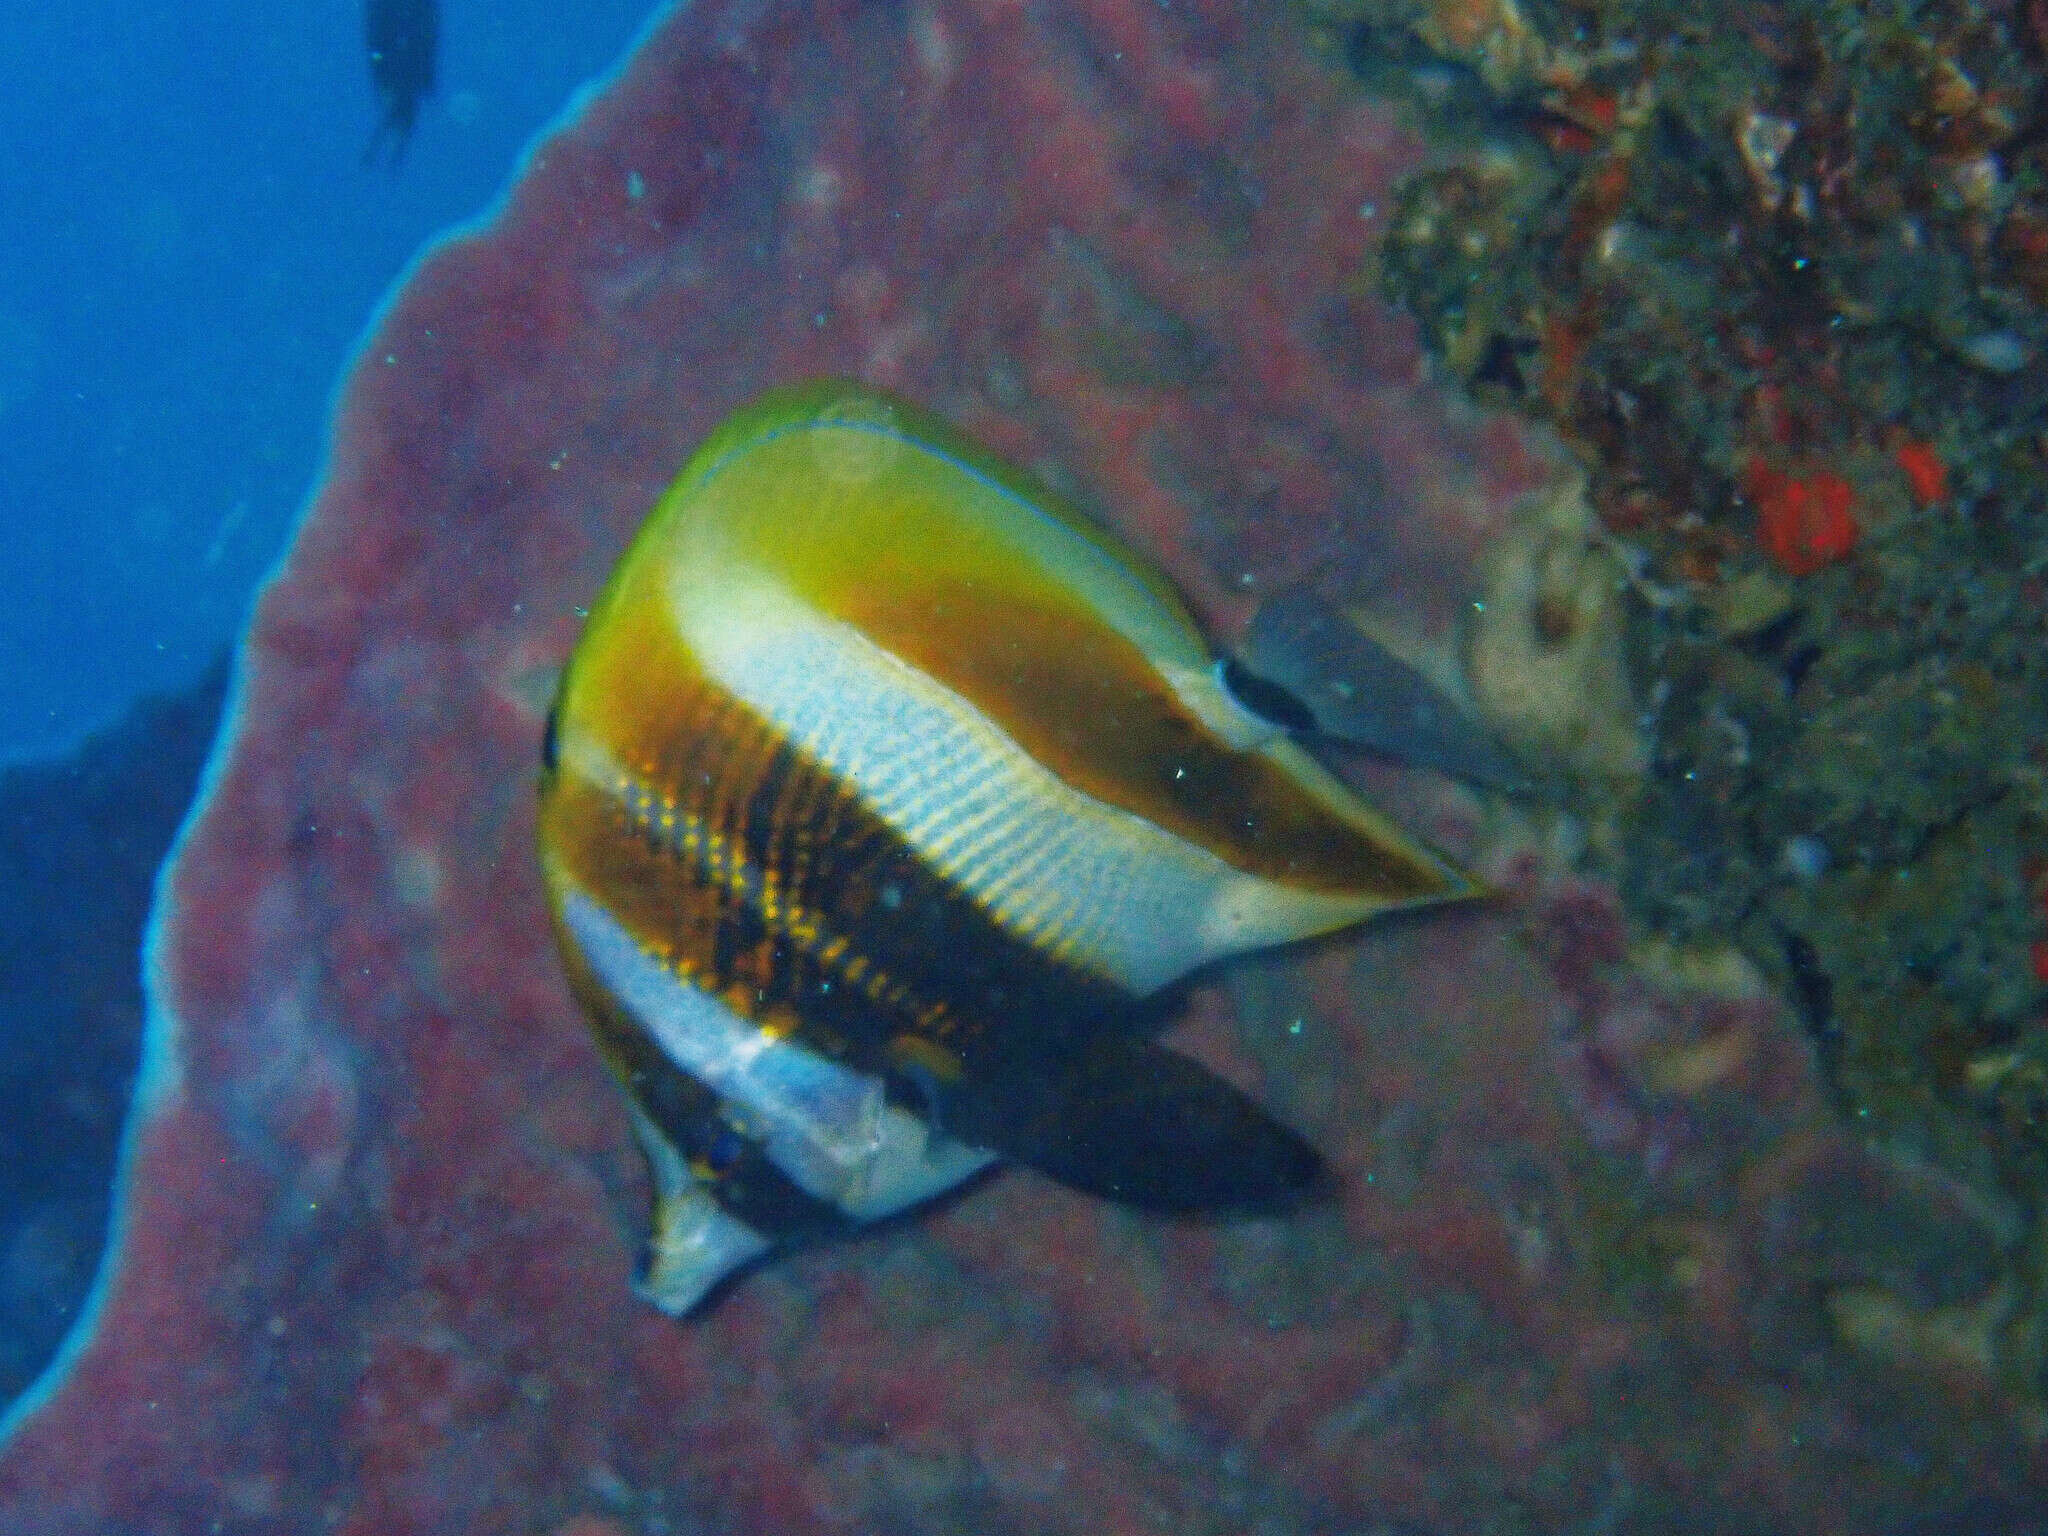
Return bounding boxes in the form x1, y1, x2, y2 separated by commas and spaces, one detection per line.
537, 382, 1479, 1314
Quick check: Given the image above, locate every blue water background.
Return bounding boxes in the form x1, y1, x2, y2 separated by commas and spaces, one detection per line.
0, 0, 651, 764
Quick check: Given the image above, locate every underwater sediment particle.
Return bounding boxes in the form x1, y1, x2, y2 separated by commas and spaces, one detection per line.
1465, 477, 1645, 784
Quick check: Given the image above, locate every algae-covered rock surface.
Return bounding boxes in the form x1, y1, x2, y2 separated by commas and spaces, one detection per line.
1316, 0, 2048, 1415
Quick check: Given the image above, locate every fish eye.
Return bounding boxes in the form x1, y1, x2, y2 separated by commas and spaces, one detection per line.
541, 702, 561, 773
1217, 657, 1318, 733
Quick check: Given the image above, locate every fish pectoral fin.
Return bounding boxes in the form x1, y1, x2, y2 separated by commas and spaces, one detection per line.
949, 1033, 1328, 1213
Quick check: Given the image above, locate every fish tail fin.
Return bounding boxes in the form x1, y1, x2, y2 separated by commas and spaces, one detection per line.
361, 106, 417, 171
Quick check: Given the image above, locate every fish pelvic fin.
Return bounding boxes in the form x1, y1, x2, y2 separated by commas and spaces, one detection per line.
938, 1031, 1328, 1213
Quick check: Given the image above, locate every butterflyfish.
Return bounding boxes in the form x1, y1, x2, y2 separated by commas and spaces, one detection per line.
536, 383, 1480, 1315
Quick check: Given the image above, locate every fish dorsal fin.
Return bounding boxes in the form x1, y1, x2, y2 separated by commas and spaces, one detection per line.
671, 381, 1206, 666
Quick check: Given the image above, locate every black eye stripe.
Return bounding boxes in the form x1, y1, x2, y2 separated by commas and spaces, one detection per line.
1217, 657, 1318, 733
541, 702, 561, 773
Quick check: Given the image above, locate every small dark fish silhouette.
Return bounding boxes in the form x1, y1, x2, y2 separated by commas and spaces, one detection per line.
362, 0, 439, 168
